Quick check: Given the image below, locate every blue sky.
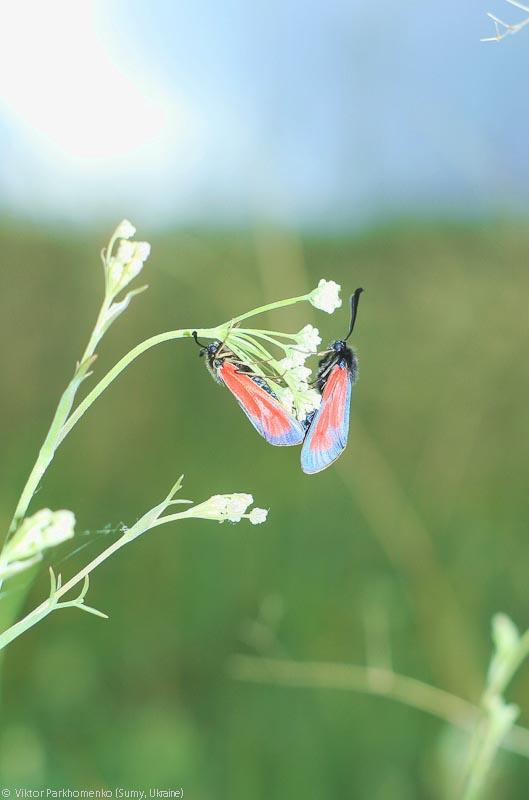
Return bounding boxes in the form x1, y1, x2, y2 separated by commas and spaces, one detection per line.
0, 0, 528, 228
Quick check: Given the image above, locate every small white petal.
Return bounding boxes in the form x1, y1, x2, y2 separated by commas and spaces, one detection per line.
284, 348, 308, 367
43, 510, 76, 547
290, 365, 311, 383
115, 219, 136, 239
278, 356, 296, 372
7, 508, 75, 563
0, 554, 43, 581
126, 258, 144, 281
297, 324, 322, 352
227, 493, 253, 522
105, 229, 150, 297
116, 240, 135, 262
208, 495, 230, 514
249, 508, 268, 525
310, 279, 342, 314
184, 494, 230, 522
279, 359, 313, 396
294, 388, 322, 420
291, 350, 308, 366
135, 241, 151, 261
277, 387, 295, 414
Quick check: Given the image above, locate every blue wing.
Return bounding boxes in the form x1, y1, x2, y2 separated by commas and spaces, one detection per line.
301, 365, 352, 474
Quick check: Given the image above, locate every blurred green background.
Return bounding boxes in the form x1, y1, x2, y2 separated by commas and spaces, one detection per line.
2, 221, 529, 798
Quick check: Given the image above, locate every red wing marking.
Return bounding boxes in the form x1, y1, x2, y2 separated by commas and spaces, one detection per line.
309, 365, 349, 451
219, 361, 304, 445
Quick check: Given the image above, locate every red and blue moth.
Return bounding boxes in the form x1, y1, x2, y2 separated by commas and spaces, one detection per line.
193, 334, 305, 446
301, 288, 363, 474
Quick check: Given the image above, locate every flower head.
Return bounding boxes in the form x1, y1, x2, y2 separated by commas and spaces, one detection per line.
277, 357, 311, 381
1, 509, 76, 581
226, 493, 254, 522
115, 219, 136, 239
280, 348, 308, 368
249, 507, 268, 525
116, 240, 135, 262
310, 279, 342, 314
297, 324, 322, 352
107, 240, 151, 296
103, 220, 151, 299
181, 493, 267, 525
135, 241, 151, 261
274, 355, 320, 420
295, 387, 321, 419
208, 287, 340, 421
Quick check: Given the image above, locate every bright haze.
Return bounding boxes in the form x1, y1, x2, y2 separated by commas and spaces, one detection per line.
0, 0, 528, 228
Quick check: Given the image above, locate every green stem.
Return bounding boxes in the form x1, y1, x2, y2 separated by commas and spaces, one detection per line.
80, 295, 111, 362
8, 291, 308, 536
461, 626, 529, 799
8, 382, 80, 533
236, 328, 298, 339
229, 655, 529, 760
484, 628, 529, 702
1, 289, 310, 648
230, 294, 309, 325
0, 532, 131, 651
235, 331, 294, 350
462, 716, 515, 800
57, 327, 223, 445
7, 295, 112, 536
0, 478, 185, 651
60, 298, 313, 447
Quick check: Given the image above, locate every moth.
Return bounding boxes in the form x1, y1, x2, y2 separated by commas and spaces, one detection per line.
193, 334, 305, 446
301, 288, 363, 474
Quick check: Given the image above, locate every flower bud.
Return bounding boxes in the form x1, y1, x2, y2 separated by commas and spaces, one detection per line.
310, 279, 342, 314
116, 240, 135, 262
249, 508, 268, 525
107, 239, 151, 297
179, 493, 266, 525
297, 324, 322, 352
295, 387, 321, 420
5, 509, 75, 566
226, 494, 253, 522
114, 219, 136, 239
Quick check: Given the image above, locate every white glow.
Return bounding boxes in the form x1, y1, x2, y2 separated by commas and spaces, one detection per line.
0, 1, 196, 171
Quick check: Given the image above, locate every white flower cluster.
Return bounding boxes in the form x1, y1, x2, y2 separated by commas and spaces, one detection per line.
277, 382, 321, 421
221, 278, 344, 420
1, 509, 75, 581
275, 324, 322, 420
115, 219, 136, 239
186, 493, 268, 525
95, 220, 151, 340
105, 219, 151, 298
310, 279, 342, 314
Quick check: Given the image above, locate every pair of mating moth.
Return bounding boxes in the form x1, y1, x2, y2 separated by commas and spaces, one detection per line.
193, 288, 363, 474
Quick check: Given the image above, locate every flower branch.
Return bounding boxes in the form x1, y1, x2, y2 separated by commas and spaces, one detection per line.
2, 219, 342, 657
0, 480, 268, 652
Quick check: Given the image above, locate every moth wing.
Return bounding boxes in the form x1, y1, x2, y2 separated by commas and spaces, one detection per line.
219, 362, 305, 446
301, 364, 352, 474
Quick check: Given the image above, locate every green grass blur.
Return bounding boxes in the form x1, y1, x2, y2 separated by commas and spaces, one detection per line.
1, 221, 529, 798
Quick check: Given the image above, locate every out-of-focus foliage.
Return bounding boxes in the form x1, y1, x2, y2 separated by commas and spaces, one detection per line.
1, 221, 529, 798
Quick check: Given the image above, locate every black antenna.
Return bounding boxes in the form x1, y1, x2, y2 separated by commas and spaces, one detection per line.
344, 288, 364, 341
192, 331, 208, 348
